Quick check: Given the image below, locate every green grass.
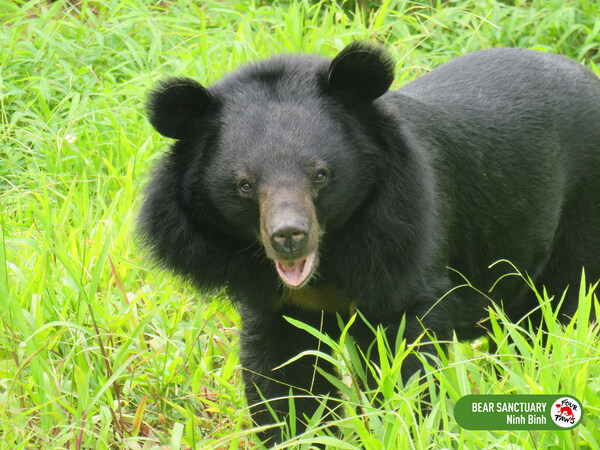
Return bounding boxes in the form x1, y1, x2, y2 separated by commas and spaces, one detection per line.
1, 0, 599, 448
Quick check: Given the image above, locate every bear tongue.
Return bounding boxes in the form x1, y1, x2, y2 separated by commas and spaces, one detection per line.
276, 258, 306, 287
275, 253, 315, 287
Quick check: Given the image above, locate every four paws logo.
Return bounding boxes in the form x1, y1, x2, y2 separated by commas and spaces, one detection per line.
552, 397, 582, 427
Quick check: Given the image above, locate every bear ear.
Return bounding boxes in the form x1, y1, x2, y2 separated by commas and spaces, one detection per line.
327, 42, 395, 101
147, 77, 214, 140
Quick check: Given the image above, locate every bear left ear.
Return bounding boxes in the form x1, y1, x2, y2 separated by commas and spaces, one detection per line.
147, 77, 214, 140
327, 42, 395, 101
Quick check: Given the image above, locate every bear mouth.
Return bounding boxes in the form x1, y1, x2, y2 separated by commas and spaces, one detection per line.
275, 252, 317, 288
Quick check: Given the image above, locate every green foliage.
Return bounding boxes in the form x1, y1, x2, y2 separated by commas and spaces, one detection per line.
274, 277, 600, 448
1, 0, 599, 447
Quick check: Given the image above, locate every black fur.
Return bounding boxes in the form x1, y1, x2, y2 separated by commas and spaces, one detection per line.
139, 43, 600, 444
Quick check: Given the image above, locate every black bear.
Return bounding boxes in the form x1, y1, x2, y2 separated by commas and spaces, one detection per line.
140, 42, 600, 443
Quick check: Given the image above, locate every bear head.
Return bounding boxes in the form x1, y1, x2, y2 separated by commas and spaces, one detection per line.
144, 42, 396, 290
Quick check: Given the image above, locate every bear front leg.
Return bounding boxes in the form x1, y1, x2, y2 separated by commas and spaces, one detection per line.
239, 305, 341, 445
350, 302, 452, 402
349, 313, 425, 390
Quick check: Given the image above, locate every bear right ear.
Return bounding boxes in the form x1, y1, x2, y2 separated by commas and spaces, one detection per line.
328, 42, 395, 101
147, 77, 213, 140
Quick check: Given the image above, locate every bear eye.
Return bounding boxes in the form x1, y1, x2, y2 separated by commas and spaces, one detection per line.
238, 180, 253, 194
313, 169, 329, 184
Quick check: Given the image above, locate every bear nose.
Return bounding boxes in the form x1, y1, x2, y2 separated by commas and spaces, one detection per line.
270, 225, 309, 254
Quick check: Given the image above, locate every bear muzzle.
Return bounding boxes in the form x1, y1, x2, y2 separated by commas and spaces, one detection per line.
259, 185, 321, 288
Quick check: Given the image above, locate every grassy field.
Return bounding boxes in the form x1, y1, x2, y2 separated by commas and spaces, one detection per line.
1, 0, 600, 448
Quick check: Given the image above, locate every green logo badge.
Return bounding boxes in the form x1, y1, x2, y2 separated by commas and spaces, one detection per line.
455, 395, 583, 430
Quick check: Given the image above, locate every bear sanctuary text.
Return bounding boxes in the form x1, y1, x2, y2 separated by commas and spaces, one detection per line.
139, 42, 600, 444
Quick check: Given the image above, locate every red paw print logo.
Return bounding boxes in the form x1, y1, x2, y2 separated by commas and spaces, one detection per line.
552, 397, 581, 428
